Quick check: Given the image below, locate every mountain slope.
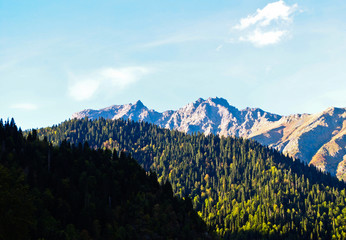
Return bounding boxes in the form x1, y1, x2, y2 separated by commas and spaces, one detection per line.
35, 118, 346, 239
0, 119, 210, 239
251, 107, 346, 177
72, 97, 282, 137
72, 98, 346, 179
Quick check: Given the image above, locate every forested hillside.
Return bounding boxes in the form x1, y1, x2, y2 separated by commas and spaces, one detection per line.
0, 119, 210, 240
35, 118, 346, 239
72, 98, 346, 180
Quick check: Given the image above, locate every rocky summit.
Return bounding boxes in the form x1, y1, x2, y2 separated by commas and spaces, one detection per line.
72, 97, 346, 180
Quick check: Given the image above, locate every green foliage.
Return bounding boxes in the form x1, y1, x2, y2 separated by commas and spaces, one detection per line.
35, 117, 346, 239
0, 118, 210, 240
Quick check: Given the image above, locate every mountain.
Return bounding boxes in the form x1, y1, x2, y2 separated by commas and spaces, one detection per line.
72, 100, 165, 124
73, 97, 346, 180
250, 107, 346, 178
0, 119, 211, 239
72, 97, 282, 137
34, 117, 346, 239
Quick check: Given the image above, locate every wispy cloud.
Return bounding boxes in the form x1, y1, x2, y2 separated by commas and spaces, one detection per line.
140, 35, 205, 48
68, 79, 100, 101
233, 0, 298, 47
216, 44, 223, 52
68, 66, 151, 101
11, 103, 38, 111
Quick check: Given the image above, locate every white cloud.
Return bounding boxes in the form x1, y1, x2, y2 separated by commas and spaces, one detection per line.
100, 67, 149, 88
11, 103, 38, 111
68, 66, 151, 101
68, 79, 100, 101
233, 1, 298, 47
235, 1, 297, 30
240, 29, 287, 46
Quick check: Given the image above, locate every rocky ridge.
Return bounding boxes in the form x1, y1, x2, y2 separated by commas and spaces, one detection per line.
72, 97, 346, 180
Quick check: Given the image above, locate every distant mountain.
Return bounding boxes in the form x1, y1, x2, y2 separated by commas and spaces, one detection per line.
72, 97, 282, 136
250, 107, 346, 179
73, 100, 165, 124
72, 97, 346, 180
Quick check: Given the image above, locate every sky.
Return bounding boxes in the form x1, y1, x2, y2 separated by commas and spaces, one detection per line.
1, 0, 346, 130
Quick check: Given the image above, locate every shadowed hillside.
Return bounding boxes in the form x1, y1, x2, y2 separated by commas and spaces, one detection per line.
0, 119, 211, 240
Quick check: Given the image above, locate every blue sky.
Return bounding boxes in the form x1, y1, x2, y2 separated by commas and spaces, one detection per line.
1, 0, 346, 129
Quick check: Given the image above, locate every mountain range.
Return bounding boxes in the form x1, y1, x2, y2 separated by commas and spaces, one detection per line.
72, 97, 346, 180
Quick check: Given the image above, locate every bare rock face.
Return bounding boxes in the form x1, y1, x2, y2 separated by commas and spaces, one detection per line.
72, 100, 164, 123
72, 98, 346, 181
310, 115, 346, 177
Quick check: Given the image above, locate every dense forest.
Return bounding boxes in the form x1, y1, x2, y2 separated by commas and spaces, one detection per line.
35, 117, 346, 239
0, 119, 211, 240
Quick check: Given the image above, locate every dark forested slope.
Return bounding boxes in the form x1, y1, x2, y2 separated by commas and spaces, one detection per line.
0, 119, 210, 240
35, 118, 346, 239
